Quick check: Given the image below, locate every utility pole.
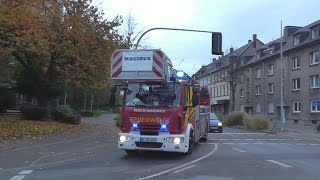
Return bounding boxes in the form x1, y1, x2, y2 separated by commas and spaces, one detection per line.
280, 20, 286, 131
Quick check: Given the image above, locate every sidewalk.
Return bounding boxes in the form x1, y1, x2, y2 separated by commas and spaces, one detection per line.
276, 124, 320, 142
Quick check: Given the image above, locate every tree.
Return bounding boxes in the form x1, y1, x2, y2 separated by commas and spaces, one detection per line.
0, 0, 127, 107
121, 12, 148, 49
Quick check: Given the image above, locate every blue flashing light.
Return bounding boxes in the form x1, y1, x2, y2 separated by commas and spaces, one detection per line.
176, 71, 184, 78
161, 124, 167, 129
132, 123, 138, 128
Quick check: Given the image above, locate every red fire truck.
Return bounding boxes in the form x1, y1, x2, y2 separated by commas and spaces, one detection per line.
110, 49, 210, 155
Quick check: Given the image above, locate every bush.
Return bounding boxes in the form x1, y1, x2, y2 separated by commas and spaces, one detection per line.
245, 115, 270, 130
114, 113, 122, 128
81, 111, 94, 117
0, 87, 16, 113
52, 106, 81, 125
61, 113, 81, 125
21, 106, 47, 120
225, 112, 249, 126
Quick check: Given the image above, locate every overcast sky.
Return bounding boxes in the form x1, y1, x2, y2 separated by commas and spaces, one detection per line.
93, 0, 320, 76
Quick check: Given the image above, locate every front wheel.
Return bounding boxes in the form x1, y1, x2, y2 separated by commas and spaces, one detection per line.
185, 132, 194, 155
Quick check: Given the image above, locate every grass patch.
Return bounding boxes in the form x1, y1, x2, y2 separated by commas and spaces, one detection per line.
93, 111, 104, 117
0, 115, 76, 140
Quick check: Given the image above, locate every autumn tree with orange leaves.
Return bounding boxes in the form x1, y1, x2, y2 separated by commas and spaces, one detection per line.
0, 0, 127, 107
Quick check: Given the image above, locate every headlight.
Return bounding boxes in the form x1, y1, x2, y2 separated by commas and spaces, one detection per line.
218, 122, 223, 126
119, 135, 130, 142
173, 137, 181, 144
167, 137, 184, 144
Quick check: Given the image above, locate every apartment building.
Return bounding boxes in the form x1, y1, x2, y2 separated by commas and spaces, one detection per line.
193, 35, 263, 114
233, 20, 320, 126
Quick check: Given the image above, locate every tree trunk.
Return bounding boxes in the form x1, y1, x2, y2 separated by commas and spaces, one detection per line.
84, 92, 87, 111
90, 91, 93, 112
64, 90, 67, 106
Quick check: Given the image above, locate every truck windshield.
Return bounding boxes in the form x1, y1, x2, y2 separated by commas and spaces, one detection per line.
124, 82, 181, 107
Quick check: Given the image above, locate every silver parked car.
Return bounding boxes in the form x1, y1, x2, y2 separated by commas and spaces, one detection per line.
209, 113, 223, 133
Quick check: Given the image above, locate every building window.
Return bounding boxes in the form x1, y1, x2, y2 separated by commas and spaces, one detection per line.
224, 85, 227, 96
293, 101, 301, 113
226, 85, 229, 95
256, 52, 261, 59
240, 75, 244, 83
256, 68, 261, 79
221, 86, 224, 96
240, 89, 244, 97
311, 100, 320, 112
292, 57, 300, 70
256, 103, 261, 112
293, 35, 300, 45
267, 64, 274, 75
310, 75, 320, 88
213, 87, 218, 97
311, 26, 319, 39
240, 105, 244, 112
310, 51, 319, 65
256, 85, 261, 95
268, 83, 274, 93
292, 78, 301, 90
268, 103, 274, 113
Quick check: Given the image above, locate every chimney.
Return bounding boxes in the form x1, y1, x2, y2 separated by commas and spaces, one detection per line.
230, 47, 234, 53
212, 58, 216, 63
248, 39, 252, 44
253, 34, 257, 48
283, 26, 300, 38
221, 52, 224, 57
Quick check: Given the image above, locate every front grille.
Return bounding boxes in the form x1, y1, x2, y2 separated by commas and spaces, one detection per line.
138, 124, 160, 135
135, 142, 163, 148
140, 131, 159, 135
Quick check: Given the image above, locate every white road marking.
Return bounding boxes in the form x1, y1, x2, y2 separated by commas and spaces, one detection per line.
173, 165, 196, 173
219, 139, 228, 140
252, 143, 263, 145
221, 133, 264, 135
293, 139, 301, 141
310, 144, 320, 146
19, 170, 33, 175
238, 143, 249, 145
222, 143, 235, 145
245, 139, 254, 141
280, 143, 291, 145
9, 175, 26, 180
136, 143, 219, 180
296, 143, 306, 146
266, 160, 292, 168
232, 147, 246, 153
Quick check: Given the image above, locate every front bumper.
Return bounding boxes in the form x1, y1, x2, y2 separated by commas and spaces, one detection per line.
118, 132, 188, 153
210, 126, 222, 131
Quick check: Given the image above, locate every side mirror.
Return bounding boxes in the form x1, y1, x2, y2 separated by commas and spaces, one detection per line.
192, 86, 200, 94
192, 94, 199, 107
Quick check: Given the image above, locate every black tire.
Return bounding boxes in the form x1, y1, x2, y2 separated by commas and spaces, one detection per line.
125, 150, 139, 156
185, 131, 194, 155
219, 129, 223, 133
200, 126, 209, 142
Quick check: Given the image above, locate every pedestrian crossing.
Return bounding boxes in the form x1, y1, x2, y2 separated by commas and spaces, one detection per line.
205, 137, 320, 146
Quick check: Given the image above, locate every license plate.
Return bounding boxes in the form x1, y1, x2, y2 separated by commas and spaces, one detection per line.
140, 137, 157, 142
211, 126, 218, 129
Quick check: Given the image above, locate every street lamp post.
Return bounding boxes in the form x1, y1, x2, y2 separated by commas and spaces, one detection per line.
280, 21, 286, 131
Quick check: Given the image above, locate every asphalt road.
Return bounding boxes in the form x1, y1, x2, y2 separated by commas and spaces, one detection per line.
1, 117, 320, 180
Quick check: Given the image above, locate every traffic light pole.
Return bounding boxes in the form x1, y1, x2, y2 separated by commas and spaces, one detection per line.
135, 27, 220, 50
